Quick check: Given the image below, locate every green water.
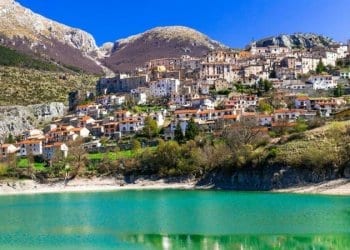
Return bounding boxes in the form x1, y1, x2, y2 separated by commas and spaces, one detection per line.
0, 190, 350, 250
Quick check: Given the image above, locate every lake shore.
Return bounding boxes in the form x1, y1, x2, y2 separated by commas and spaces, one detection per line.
0, 177, 197, 196
0, 177, 349, 196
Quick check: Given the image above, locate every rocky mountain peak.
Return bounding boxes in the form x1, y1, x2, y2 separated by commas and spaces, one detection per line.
251, 33, 338, 49
0, 0, 98, 53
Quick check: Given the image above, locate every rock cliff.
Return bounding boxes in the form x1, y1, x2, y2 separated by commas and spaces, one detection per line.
0, 102, 66, 140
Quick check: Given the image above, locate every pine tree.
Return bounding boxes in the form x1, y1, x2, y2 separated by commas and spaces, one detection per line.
174, 123, 184, 143
316, 59, 326, 74
185, 118, 199, 140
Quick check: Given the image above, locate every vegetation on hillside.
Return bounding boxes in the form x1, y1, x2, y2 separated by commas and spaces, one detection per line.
1, 120, 349, 181
0, 45, 61, 71
0, 66, 98, 105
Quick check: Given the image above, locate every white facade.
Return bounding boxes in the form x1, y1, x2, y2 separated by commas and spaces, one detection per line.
322, 51, 338, 66
299, 57, 319, 74
18, 140, 43, 157
308, 75, 338, 90
149, 78, 180, 97
340, 71, 350, 79
43, 143, 68, 160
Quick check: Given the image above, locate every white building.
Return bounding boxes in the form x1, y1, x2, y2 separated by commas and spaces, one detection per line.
340, 70, 350, 79
43, 143, 68, 160
308, 75, 338, 90
298, 57, 320, 74
149, 78, 180, 97
0, 144, 18, 159
17, 140, 43, 157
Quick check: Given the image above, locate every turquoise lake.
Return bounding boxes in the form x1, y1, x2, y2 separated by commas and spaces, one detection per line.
0, 190, 350, 249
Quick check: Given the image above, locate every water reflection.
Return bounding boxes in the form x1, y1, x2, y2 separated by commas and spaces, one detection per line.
118, 233, 350, 250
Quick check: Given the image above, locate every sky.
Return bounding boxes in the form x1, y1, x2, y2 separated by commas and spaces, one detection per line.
17, 0, 350, 48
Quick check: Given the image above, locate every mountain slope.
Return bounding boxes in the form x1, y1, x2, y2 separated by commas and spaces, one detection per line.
251, 33, 338, 49
0, 45, 61, 71
0, 0, 103, 74
102, 26, 226, 72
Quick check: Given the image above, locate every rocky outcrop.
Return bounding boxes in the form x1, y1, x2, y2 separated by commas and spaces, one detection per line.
102, 26, 226, 72
0, 0, 103, 74
197, 166, 343, 191
0, 102, 66, 140
250, 33, 338, 49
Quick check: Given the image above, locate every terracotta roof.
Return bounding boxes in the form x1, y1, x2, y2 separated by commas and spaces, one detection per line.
81, 116, 94, 122
18, 140, 42, 145
174, 109, 198, 115
223, 115, 238, 120
296, 96, 310, 101
77, 103, 95, 109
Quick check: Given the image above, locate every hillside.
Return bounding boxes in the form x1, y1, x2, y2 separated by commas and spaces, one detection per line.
0, 45, 62, 71
0, 66, 98, 105
102, 26, 226, 72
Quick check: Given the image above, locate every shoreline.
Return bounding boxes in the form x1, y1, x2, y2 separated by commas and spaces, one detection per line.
0, 178, 349, 196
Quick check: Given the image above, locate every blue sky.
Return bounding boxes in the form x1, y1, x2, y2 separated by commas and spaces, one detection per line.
17, 0, 350, 47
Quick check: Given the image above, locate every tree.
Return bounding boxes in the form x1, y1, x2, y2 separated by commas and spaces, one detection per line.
185, 118, 199, 141
174, 122, 184, 143
258, 99, 274, 114
131, 139, 142, 151
66, 139, 87, 179
143, 116, 158, 139
223, 119, 264, 148
316, 59, 326, 74
4, 133, 15, 144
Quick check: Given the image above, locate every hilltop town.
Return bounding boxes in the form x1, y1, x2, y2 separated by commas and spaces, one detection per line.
1, 38, 350, 185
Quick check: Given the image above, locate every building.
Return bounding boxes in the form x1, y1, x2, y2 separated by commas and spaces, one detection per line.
307, 75, 338, 90
200, 49, 240, 83
43, 143, 68, 160
340, 70, 350, 79
146, 58, 182, 71
17, 140, 43, 157
149, 78, 180, 97
96, 74, 149, 94
0, 144, 18, 159
294, 96, 311, 109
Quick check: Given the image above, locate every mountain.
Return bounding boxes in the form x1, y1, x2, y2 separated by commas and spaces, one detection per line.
0, 0, 103, 74
250, 33, 338, 49
102, 26, 226, 72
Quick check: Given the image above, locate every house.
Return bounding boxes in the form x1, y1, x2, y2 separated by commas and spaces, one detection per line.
83, 140, 102, 151
43, 143, 68, 160
294, 96, 311, 109
76, 104, 100, 117
258, 114, 273, 126
17, 140, 43, 157
71, 127, 90, 138
340, 70, 350, 79
310, 98, 346, 117
149, 78, 180, 97
273, 109, 306, 122
115, 110, 131, 121
79, 115, 95, 127
103, 122, 120, 138
24, 129, 44, 140
119, 118, 143, 134
0, 144, 18, 159
307, 75, 338, 90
